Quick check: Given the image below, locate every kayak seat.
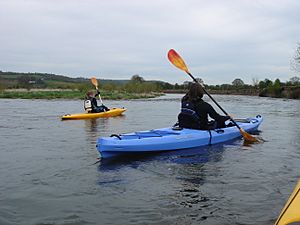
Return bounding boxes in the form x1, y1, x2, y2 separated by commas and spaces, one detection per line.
215, 129, 224, 134
172, 126, 183, 131
110, 134, 122, 140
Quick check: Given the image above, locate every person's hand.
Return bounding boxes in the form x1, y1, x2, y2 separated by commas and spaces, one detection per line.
224, 115, 231, 121
228, 114, 234, 120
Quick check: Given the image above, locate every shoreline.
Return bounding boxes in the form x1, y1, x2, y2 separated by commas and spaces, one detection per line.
0, 89, 163, 100
1, 87, 299, 100
163, 87, 300, 99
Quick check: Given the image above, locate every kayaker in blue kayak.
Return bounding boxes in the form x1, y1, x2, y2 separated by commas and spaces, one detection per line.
84, 91, 110, 113
178, 82, 230, 130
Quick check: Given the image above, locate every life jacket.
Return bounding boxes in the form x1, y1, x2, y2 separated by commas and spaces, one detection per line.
178, 101, 201, 129
84, 99, 92, 113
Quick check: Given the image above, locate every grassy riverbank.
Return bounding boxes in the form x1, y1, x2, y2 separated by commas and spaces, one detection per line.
0, 90, 163, 100
1, 71, 299, 99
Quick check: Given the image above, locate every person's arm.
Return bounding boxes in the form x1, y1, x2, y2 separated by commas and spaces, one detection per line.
206, 102, 229, 121
94, 90, 100, 97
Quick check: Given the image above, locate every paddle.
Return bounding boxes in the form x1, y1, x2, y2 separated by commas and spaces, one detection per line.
167, 49, 258, 142
90, 77, 103, 104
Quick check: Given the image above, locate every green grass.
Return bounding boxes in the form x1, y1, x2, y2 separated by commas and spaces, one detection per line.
0, 91, 83, 99
0, 90, 163, 100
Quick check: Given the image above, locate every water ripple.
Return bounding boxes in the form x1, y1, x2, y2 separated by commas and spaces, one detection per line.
0, 96, 299, 225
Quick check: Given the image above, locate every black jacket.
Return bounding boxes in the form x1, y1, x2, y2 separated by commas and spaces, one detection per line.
178, 96, 229, 130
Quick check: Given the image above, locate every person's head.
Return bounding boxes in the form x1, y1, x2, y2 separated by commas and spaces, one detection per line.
187, 82, 203, 101
86, 91, 94, 97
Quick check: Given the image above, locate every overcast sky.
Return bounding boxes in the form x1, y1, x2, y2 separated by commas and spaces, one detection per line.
0, 0, 299, 84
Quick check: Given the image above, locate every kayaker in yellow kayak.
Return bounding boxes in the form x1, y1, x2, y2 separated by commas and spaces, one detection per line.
84, 91, 110, 113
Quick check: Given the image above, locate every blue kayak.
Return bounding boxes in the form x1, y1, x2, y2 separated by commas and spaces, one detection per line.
97, 115, 263, 158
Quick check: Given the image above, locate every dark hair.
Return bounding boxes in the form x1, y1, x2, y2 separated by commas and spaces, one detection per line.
185, 82, 203, 102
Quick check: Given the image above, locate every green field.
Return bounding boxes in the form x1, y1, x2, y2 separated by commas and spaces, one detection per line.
0, 90, 163, 100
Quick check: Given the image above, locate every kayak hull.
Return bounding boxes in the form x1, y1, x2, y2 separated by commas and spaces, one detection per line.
97, 115, 263, 158
61, 108, 126, 120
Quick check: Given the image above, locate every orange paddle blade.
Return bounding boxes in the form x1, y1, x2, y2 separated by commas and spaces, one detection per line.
91, 77, 98, 87
167, 49, 190, 73
240, 128, 258, 142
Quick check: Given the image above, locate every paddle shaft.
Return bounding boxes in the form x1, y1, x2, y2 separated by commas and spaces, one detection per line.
186, 72, 242, 130
91, 77, 104, 105
95, 86, 103, 104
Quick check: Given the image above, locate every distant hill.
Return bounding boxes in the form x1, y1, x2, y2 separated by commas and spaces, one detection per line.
0, 71, 175, 93
0, 71, 132, 83
0, 71, 135, 89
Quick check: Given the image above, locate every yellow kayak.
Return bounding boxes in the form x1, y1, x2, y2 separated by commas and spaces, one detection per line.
61, 108, 126, 120
275, 179, 300, 225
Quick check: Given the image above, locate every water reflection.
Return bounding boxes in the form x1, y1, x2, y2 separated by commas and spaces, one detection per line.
83, 119, 101, 147
83, 115, 127, 144
97, 143, 228, 171
97, 153, 160, 171
84, 119, 99, 133
169, 145, 231, 223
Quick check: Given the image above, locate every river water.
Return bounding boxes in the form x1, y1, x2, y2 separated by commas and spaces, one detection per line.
0, 94, 299, 225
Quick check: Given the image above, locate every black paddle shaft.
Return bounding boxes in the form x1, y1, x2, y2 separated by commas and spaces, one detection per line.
187, 72, 242, 130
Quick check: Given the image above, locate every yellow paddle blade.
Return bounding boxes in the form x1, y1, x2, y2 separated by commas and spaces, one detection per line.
240, 128, 259, 143
275, 180, 300, 225
91, 77, 98, 87
167, 49, 190, 74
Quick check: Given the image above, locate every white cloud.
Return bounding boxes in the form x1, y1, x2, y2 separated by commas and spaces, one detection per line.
0, 0, 299, 84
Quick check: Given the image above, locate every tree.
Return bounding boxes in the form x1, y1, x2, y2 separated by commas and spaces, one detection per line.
291, 43, 300, 73
264, 78, 273, 87
258, 79, 272, 89
252, 77, 259, 87
289, 76, 300, 85
258, 80, 266, 89
220, 84, 231, 90
161, 82, 173, 89
131, 74, 144, 83
270, 78, 283, 97
274, 78, 281, 87
232, 78, 244, 86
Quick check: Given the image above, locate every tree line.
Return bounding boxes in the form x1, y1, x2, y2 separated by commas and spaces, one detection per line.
1, 71, 299, 99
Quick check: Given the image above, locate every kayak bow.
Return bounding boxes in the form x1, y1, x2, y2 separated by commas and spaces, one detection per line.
275, 180, 300, 225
